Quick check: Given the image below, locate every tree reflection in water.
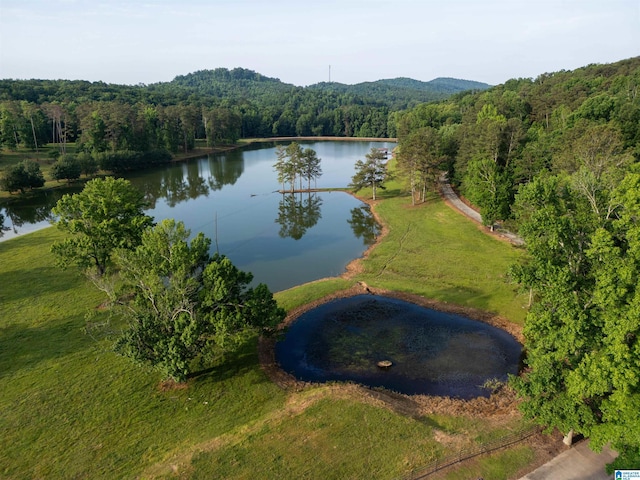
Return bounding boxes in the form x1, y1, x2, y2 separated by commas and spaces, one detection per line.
0, 214, 8, 238
1, 187, 75, 235
275, 192, 322, 240
348, 205, 381, 246
131, 152, 245, 209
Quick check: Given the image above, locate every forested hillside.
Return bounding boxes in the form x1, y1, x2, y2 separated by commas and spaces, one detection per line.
395, 56, 640, 471
0, 67, 487, 153
308, 77, 489, 109
395, 56, 639, 223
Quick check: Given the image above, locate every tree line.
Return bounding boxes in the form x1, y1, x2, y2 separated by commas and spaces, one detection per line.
0, 68, 489, 158
392, 56, 640, 472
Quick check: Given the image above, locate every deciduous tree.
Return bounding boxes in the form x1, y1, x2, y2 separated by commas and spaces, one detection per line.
397, 127, 442, 205
51, 177, 153, 276
51, 154, 82, 183
510, 171, 640, 470
0, 159, 45, 193
114, 219, 285, 381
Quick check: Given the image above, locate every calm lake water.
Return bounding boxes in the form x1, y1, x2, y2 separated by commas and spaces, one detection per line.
0, 140, 395, 292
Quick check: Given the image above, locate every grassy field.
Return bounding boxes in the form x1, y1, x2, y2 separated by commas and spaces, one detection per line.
358, 194, 527, 323
0, 183, 539, 478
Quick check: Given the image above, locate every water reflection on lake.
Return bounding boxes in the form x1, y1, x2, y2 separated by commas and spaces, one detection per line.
0, 140, 394, 291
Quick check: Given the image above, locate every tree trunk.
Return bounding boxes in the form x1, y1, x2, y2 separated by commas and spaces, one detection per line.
563, 429, 574, 446
202, 111, 209, 146
30, 116, 39, 153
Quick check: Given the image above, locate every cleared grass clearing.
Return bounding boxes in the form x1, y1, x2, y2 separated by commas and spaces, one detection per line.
360, 194, 526, 323
0, 229, 287, 479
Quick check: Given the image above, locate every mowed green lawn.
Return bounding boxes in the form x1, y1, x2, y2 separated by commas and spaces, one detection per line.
0, 191, 534, 479
361, 194, 527, 323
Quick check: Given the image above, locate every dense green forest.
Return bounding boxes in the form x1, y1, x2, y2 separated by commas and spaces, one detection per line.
0, 68, 487, 155
394, 55, 640, 472
395, 57, 640, 222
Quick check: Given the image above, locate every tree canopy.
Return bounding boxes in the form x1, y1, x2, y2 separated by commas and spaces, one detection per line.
509, 170, 640, 471
51, 177, 153, 276
395, 56, 640, 225
114, 219, 286, 381
349, 148, 389, 200
0, 159, 45, 193
273, 142, 322, 192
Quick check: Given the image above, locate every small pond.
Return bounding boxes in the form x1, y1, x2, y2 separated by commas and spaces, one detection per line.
275, 295, 522, 399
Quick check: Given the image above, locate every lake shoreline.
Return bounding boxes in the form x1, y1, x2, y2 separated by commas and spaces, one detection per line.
0, 137, 396, 206
173, 136, 396, 162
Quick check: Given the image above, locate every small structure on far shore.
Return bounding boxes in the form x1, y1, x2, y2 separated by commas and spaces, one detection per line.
375, 147, 389, 158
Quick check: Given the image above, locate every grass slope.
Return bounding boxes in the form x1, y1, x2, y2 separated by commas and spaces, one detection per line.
360, 195, 526, 323
1, 191, 533, 479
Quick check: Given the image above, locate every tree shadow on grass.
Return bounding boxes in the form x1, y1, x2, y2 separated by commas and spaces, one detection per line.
188, 336, 267, 387
0, 266, 83, 304
0, 318, 89, 380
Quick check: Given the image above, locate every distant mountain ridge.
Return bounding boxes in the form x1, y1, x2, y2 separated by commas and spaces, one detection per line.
324, 76, 490, 92
170, 67, 489, 91
307, 76, 490, 109
166, 68, 490, 110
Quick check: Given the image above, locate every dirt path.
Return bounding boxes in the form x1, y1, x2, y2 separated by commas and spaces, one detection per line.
438, 174, 524, 246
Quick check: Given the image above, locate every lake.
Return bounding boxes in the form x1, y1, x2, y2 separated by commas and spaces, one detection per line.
0, 140, 395, 292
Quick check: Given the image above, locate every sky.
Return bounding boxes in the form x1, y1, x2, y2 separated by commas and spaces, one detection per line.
0, 0, 638, 87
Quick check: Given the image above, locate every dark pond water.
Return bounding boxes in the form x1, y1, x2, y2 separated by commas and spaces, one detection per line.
275, 295, 522, 398
0, 141, 393, 292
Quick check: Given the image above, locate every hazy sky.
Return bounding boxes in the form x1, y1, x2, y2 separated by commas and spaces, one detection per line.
1, 0, 638, 86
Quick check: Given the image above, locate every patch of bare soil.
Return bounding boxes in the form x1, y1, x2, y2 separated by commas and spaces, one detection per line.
157, 379, 190, 392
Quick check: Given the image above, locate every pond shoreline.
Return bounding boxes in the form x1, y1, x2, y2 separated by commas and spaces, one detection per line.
259, 280, 525, 417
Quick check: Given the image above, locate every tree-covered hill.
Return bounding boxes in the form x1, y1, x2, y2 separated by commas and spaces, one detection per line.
162, 67, 297, 102
308, 77, 489, 109
0, 67, 488, 150
396, 56, 640, 214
